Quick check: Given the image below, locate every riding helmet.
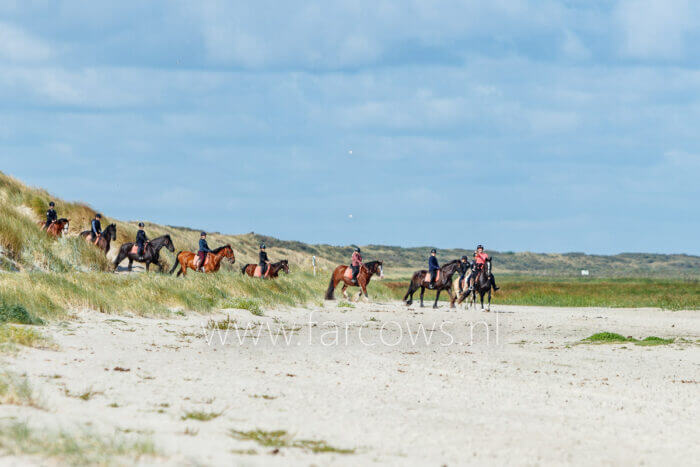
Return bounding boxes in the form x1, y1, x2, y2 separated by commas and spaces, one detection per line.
260, 243, 266, 249
96, 213, 102, 218
138, 222, 144, 227
49, 201, 55, 207
476, 244, 484, 250
430, 248, 437, 254
355, 247, 361, 253
200, 231, 207, 236
461, 255, 468, 261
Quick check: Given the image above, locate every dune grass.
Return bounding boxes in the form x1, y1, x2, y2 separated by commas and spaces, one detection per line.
0, 325, 52, 352
181, 410, 222, 422
0, 371, 40, 407
229, 428, 354, 454
0, 421, 157, 465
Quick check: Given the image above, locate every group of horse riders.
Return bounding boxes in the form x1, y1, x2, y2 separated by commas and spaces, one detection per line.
43, 201, 498, 292
428, 245, 499, 294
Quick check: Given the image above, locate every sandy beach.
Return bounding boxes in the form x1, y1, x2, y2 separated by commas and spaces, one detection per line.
2, 301, 699, 465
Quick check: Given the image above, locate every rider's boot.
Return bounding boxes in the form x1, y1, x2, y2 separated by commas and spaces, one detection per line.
428, 281, 435, 290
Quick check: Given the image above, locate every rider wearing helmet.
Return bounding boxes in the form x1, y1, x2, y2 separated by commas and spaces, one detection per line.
90, 213, 102, 242
466, 245, 499, 292
428, 249, 439, 289
136, 222, 148, 259
259, 243, 270, 277
350, 247, 363, 284
44, 201, 57, 230
197, 232, 213, 272
458, 255, 471, 294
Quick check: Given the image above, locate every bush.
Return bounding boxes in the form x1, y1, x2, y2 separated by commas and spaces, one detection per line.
0, 302, 44, 325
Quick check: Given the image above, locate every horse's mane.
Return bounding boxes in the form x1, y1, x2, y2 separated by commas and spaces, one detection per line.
274, 259, 288, 265
56, 218, 69, 223
364, 260, 382, 269
212, 244, 231, 253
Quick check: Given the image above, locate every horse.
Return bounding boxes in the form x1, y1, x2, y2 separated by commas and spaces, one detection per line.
403, 259, 462, 309
79, 223, 117, 254
113, 234, 175, 273
325, 260, 384, 301
168, 245, 235, 277
39, 218, 70, 238
457, 257, 495, 311
241, 260, 289, 279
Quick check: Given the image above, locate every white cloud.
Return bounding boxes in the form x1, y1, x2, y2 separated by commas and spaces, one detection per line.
0, 21, 51, 62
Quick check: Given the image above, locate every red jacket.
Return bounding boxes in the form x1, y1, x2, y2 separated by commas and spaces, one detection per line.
351, 252, 362, 266
475, 252, 489, 265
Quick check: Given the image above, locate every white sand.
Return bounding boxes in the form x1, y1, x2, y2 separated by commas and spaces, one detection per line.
2, 301, 699, 465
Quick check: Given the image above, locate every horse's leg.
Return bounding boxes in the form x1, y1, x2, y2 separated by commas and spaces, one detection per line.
403, 282, 413, 304
480, 292, 485, 311
433, 289, 441, 309
448, 287, 456, 309
342, 283, 348, 300
419, 286, 425, 307
128, 258, 133, 272
361, 281, 369, 301
487, 289, 492, 312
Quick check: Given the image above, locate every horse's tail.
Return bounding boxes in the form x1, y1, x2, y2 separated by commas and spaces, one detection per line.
169, 252, 182, 274
324, 272, 336, 300
240, 264, 248, 275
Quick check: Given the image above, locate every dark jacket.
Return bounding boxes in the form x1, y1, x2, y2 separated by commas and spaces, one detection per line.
136, 229, 148, 244
428, 256, 440, 271
46, 209, 57, 223
199, 238, 212, 253
459, 260, 471, 275
259, 250, 269, 265
91, 219, 101, 235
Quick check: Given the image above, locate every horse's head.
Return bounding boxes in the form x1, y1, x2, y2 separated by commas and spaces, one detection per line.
222, 245, 235, 263
366, 260, 384, 279
442, 259, 462, 275
280, 259, 289, 274
58, 218, 70, 233
164, 235, 175, 252
107, 224, 117, 240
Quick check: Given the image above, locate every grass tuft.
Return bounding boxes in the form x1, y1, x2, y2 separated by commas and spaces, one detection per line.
0, 371, 41, 407
181, 410, 222, 422
0, 302, 43, 325
230, 429, 354, 454
582, 332, 675, 346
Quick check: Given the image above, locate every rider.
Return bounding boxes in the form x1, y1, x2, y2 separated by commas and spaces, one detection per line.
135, 222, 148, 259
197, 231, 213, 272
428, 248, 439, 289
43, 201, 57, 230
259, 243, 270, 277
458, 255, 471, 294
350, 247, 363, 284
90, 213, 102, 242
467, 244, 499, 292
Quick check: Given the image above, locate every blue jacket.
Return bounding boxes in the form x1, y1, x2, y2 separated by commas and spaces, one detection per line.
259, 250, 269, 265
91, 219, 101, 235
136, 229, 147, 244
199, 238, 212, 253
428, 256, 440, 271
46, 209, 57, 223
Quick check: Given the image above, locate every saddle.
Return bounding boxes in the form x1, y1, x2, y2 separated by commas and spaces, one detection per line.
343, 267, 355, 280
194, 253, 211, 269
130, 242, 150, 255
423, 270, 441, 283
254, 265, 271, 278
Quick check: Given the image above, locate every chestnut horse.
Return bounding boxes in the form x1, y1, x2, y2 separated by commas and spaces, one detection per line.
241, 260, 289, 278
403, 259, 461, 309
39, 218, 70, 237
169, 244, 235, 276
325, 260, 384, 301
79, 223, 117, 254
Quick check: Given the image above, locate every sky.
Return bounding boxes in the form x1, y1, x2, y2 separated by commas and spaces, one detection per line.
0, 1, 699, 255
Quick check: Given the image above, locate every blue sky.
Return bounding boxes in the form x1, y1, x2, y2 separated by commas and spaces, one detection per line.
1, 1, 698, 254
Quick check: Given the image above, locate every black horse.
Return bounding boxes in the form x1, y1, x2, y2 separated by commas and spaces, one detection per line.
458, 257, 495, 311
79, 223, 117, 254
403, 259, 462, 309
113, 234, 175, 272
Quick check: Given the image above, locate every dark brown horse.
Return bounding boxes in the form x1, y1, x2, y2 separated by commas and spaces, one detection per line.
403, 259, 461, 309
241, 260, 289, 278
79, 223, 117, 254
325, 260, 384, 301
39, 218, 70, 237
169, 245, 235, 276
457, 257, 494, 311
113, 235, 175, 272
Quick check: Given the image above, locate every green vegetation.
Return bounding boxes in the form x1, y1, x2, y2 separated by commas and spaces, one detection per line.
181, 410, 222, 422
337, 301, 355, 308
0, 421, 157, 465
221, 297, 263, 316
0, 302, 44, 325
0, 325, 52, 352
229, 429, 354, 454
582, 332, 676, 346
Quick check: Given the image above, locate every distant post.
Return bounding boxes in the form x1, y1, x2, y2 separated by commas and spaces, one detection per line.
312, 256, 316, 276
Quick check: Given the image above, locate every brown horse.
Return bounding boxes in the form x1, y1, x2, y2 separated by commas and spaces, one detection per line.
79, 223, 117, 254
169, 245, 235, 276
403, 259, 461, 309
39, 218, 70, 238
325, 260, 384, 301
241, 260, 289, 278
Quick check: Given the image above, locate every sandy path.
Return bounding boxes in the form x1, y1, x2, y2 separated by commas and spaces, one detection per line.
2, 302, 699, 465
